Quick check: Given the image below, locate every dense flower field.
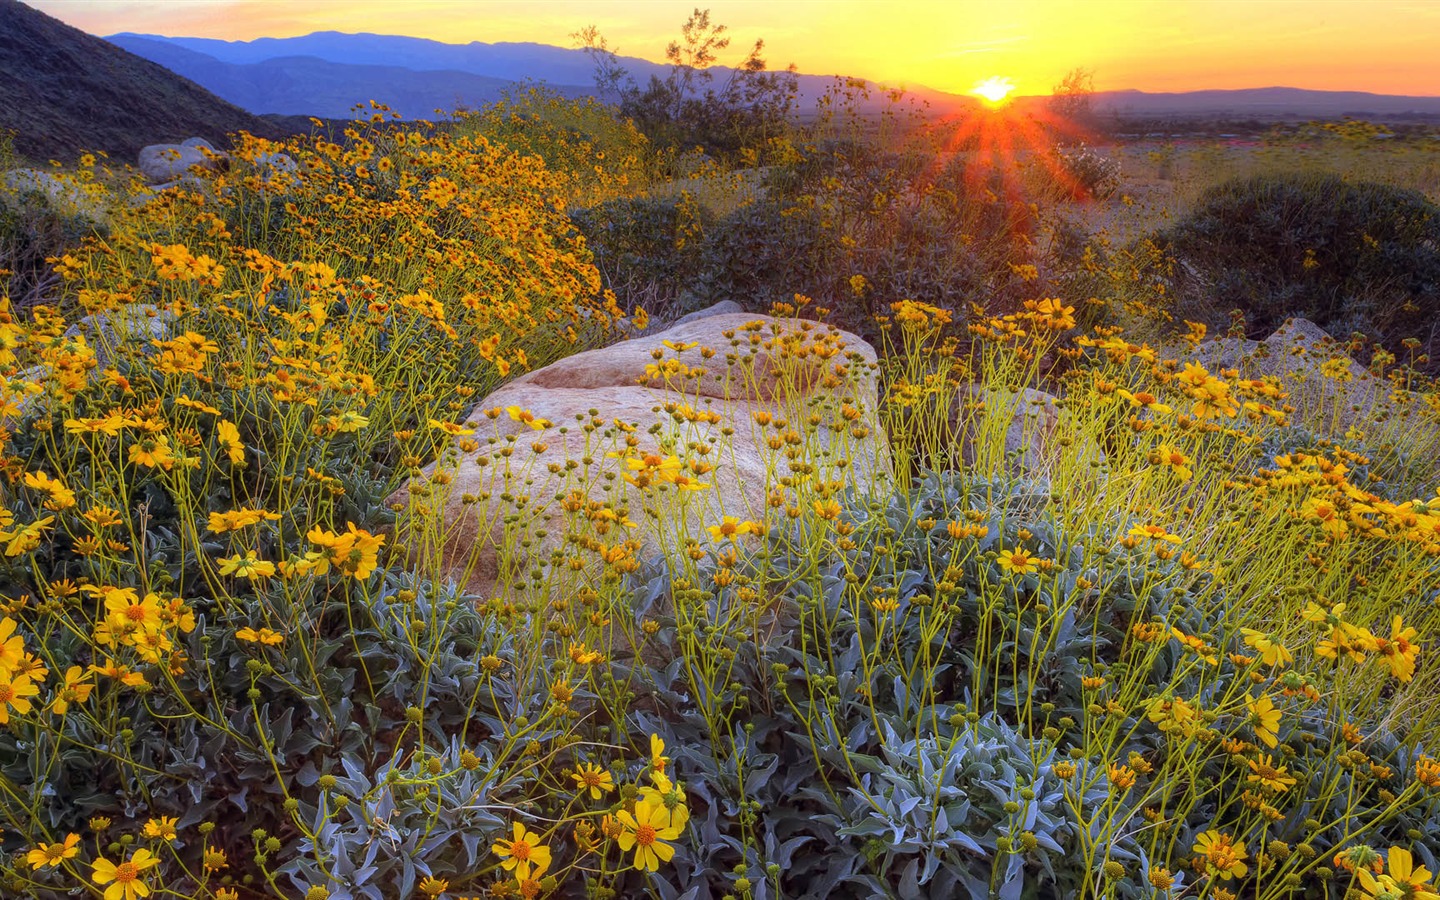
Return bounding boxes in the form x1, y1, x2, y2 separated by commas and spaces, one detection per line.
1, 105, 1439, 900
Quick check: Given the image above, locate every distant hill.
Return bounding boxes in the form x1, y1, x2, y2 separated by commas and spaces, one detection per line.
111, 30, 671, 87
108, 34, 592, 119
105, 33, 590, 119
108, 30, 977, 120
1084, 87, 1440, 120
0, 0, 283, 162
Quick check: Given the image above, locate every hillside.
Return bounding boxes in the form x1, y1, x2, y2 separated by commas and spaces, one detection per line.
0, 0, 282, 162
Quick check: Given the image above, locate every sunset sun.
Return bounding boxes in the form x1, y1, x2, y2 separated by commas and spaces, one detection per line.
972, 75, 1016, 106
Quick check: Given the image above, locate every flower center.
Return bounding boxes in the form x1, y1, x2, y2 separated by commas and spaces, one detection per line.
125, 605, 147, 621
115, 862, 139, 883
635, 824, 657, 847
0, 685, 13, 702
511, 840, 531, 862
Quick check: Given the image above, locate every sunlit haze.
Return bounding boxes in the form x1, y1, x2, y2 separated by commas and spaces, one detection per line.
26, 0, 1440, 97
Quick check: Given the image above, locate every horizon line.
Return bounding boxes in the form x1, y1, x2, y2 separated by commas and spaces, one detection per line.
104, 30, 1440, 101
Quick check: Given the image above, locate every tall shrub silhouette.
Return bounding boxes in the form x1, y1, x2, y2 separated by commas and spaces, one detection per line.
1158, 172, 1440, 362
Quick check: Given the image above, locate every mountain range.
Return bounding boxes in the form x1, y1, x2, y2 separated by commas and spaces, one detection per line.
1081, 87, 1440, 121
107, 31, 1440, 125
105, 34, 591, 120
106, 30, 976, 121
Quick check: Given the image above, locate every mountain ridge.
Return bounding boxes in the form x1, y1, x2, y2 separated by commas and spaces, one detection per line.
107, 30, 979, 119
105, 31, 1440, 124
107, 34, 592, 119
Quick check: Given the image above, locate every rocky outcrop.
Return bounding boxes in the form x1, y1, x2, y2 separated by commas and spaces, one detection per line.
388, 313, 892, 599
1192, 318, 1408, 428
1189, 319, 1437, 483
3, 168, 106, 222
138, 137, 227, 185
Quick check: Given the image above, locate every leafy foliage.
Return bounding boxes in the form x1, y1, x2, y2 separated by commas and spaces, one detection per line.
1156, 172, 1440, 363
575, 141, 1044, 337
576, 9, 799, 160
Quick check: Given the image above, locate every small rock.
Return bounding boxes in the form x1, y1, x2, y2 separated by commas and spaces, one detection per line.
1189, 317, 1432, 458
63, 304, 175, 372
1188, 336, 1259, 371
955, 384, 1104, 476
138, 140, 226, 184
6, 305, 175, 424
251, 151, 297, 173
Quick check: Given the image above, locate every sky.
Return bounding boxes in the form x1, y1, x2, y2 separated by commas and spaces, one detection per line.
28, 0, 1440, 97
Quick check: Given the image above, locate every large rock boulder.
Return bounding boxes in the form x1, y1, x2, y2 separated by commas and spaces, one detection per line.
3, 168, 106, 223
388, 314, 892, 600
138, 138, 226, 184
1191, 318, 1399, 427
5, 304, 175, 423
1189, 318, 1437, 482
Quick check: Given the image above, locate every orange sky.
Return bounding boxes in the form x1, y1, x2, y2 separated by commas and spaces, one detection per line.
28, 0, 1440, 97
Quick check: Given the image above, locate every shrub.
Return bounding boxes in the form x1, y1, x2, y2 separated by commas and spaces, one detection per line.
576, 138, 1052, 341
679, 144, 1044, 339
569, 193, 714, 321
1050, 142, 1121, 201
1156, 172, 1440, 363
691, 196, 835, 312
576, 11, 799, 161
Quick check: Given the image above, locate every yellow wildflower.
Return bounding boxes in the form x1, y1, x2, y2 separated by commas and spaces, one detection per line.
26, 833, 80, 869
92, 849, 160, 900
492, 823, 551, 881
615, 798, 685, 872
571, 762, 615, 800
